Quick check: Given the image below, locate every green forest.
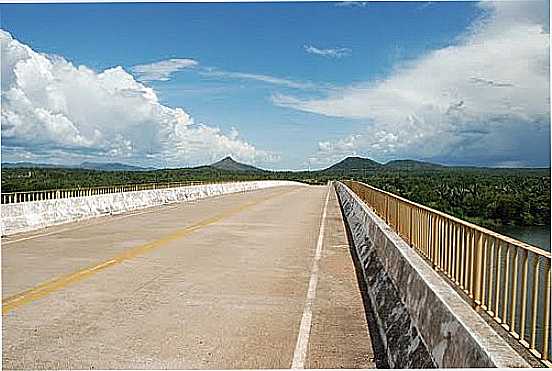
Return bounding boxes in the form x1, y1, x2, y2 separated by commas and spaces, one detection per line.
346, 169, 550, 228
2, 165, 549, 228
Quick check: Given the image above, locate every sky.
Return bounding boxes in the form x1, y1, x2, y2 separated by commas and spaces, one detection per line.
0, 1, 549, 170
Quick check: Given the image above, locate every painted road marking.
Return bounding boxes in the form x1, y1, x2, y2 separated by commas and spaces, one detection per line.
291, 183, 331, 369
2, 188, 297, 314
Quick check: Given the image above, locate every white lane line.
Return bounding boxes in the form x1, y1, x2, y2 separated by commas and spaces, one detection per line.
291, 183, 331, 369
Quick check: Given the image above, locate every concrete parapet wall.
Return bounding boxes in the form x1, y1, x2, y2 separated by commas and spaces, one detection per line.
335, 181, 529, 368
1, 181, 302, 236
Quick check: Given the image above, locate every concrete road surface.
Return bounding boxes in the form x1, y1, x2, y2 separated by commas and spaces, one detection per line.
2, 184, 376, 369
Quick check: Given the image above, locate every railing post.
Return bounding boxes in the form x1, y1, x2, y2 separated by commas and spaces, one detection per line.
542, 262, 551, 361
519, 250, 529, 343
530, 257, 540, 350
431, 215, 435, 266
472, 231, 482, 306
396, 200, 400, 234
509, 248, 519, 333
502, 245, 510, 322
409, 206, 413, 246
385, 195, 389, 224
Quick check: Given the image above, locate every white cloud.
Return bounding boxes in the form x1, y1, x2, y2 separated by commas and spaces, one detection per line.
304, 45, 352, 58
0, 30, 276, 167
131, 58, 198, 81
199, 68, 315, 90
335, 2, 368, 8
417, 2, 433, 11
132, 58, 316, 90
277, 1, 550, 167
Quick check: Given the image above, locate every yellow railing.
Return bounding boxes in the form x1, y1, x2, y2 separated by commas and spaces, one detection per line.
343, 180, 551, 367
1, 180, 226, 204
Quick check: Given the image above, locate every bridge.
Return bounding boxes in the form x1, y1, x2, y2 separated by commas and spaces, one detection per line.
1, 180, 550, 368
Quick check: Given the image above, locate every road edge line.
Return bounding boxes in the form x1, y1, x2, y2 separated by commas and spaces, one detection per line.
291, 182, 331, 369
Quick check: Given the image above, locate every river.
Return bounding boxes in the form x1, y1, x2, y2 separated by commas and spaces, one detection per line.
494, 225, 551, 252
489, 224, 550, 362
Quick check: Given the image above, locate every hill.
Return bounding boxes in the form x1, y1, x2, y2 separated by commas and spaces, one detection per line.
323, 156, 382, 172
322, 156, 446, 172
210, 157, 263, 172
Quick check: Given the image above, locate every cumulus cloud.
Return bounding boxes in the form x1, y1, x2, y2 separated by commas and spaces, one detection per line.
304, 45, 352, 58
0, 30, 275, 167
131, 58, 198, 81
277, 1, 550, 167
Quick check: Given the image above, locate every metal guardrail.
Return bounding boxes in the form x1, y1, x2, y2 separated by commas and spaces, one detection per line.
343, 180, 551, 367
0, 180, 227, 204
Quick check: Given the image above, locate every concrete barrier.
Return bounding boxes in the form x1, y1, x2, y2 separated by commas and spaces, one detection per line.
335, 181, 529, 368
1, 181, 303, 236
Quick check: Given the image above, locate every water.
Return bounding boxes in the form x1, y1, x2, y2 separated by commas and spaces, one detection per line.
494, 225, 551, 252
488, 225, 550, 361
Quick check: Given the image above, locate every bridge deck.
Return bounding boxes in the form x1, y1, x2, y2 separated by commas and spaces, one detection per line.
2, 185, 375, 369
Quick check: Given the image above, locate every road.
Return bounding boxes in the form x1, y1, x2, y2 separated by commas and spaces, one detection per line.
2, 184, 375, 369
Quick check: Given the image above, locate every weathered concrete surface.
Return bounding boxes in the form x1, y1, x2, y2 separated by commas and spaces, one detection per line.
1, 180, 302, 236
3, 185, 375, 369
306, 185, 375, 368
335, 181, 530, 368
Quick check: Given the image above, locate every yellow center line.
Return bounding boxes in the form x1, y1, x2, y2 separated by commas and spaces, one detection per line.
2, 187, 298, 314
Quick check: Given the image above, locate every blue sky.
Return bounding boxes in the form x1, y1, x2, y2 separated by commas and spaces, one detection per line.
0, 1, 549, 169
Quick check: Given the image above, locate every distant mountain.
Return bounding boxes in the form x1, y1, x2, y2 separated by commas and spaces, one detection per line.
2, 162, 68, 169
384, 159, 444, 169
323, 156, 382, 172
2, 161, 154, 171
322, 156, 448, 172
210, 156, 263, 172
79, 161, 155, 171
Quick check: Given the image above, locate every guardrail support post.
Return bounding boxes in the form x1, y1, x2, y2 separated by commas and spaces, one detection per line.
430, 216, 436, 268
543, 263, 551, 361
409, 206, 413, 246
385, 195, 389, 224
396, 201, 400, 234
473, 231, 483, 307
